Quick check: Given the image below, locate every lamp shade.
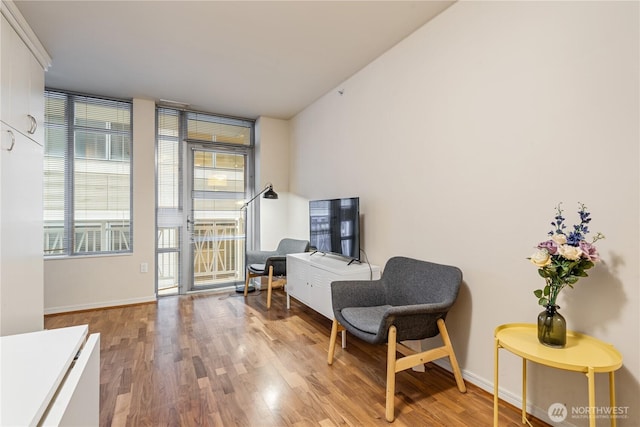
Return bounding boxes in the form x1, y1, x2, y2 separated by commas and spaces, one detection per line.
240, 183, 278, 210
263, 186, 278, 199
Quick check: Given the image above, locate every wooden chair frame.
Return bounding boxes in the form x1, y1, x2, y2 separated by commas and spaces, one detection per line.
244, 265, 286, 309
327, 317, 466, 422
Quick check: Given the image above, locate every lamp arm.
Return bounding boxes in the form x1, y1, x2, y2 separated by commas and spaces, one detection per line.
240, 183, 273, 210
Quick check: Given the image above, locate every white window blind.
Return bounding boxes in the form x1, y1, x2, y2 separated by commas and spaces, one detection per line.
44, 90, 133, 255
43, 92, 68, 254
157, 108, 181, 209
186, 111, 252, 145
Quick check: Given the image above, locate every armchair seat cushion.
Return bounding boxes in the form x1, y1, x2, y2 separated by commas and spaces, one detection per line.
341, 305, 391, 334
248, 263, 266, 274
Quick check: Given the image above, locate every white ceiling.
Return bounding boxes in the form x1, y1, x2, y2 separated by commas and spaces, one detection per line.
15, 1, 453, 120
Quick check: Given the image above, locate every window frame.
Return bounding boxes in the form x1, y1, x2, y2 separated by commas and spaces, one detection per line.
44, 89, 134, 257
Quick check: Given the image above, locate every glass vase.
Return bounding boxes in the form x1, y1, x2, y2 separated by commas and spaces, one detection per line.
537, 305, 566, 348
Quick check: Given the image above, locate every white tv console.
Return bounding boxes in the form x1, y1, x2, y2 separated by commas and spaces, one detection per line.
286, 252, 381, 337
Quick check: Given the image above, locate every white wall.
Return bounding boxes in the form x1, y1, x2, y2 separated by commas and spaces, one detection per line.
255, 116, 306, 250
44, 98, 156, 313
289, 2, 639, 425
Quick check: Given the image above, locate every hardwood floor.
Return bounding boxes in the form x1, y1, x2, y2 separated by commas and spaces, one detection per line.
45, 290, 550, 427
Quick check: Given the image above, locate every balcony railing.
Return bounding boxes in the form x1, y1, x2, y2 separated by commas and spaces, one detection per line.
46, 219, 245, 292
192, 220, 244, 287
44, 222, 130, 255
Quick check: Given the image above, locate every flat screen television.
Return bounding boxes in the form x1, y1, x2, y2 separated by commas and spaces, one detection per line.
309, 197, 360, 263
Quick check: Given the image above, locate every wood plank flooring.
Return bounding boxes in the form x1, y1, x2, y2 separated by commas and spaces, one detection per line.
44, 290, 550, 427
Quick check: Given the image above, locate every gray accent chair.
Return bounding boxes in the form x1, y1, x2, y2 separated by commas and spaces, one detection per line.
245, 238, 310, 266
243, 238, 310, 308
327, 256, 467, 422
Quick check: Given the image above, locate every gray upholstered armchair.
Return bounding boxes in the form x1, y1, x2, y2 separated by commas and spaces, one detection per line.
327, 256, 467, 422
243, 238, 310, 308
245, 238, 310, 266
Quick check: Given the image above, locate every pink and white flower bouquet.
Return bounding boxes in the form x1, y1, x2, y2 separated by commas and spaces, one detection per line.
529, 203, 605, 307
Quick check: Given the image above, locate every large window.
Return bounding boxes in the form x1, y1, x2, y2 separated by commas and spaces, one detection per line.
43, 90, 133, 256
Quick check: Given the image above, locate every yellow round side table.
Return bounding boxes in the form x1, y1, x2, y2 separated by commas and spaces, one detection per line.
493, 323, 622, 427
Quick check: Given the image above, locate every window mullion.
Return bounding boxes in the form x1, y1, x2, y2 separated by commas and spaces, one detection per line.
65, 93, 74, 255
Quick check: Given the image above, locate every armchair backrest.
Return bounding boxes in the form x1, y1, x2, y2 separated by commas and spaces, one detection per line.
382, 256, 462, 308
276, 238, 310, 255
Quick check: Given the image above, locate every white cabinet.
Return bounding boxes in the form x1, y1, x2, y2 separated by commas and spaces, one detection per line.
0, 123, 43, 334
286, 252, 381, 320
1, 14, 45, 141
0, 1, 50, 336
0, 325, 100, 426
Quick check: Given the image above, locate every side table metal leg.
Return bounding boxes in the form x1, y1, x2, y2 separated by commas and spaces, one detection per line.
587, 367, 596, 427
609, 371, 616, 427
494, 338, 500, 427
522, 358, 528, 425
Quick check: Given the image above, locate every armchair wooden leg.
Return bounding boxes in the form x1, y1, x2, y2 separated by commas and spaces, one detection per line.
437, 318, 466, 393
243, 270, 251, 297
386, 325, 398, 422
328, 319, 339, 365
267, 266, 274, 309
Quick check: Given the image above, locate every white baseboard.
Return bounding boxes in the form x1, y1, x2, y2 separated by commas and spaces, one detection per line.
44, 295, 157, 315
432, 359, 575, 427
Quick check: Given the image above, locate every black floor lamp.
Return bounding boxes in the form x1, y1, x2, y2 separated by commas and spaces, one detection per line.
241, 183, 278, 210
238, 183, 278, 293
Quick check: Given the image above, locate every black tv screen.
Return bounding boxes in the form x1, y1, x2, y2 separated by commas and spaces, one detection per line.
309, 197, 360, 261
